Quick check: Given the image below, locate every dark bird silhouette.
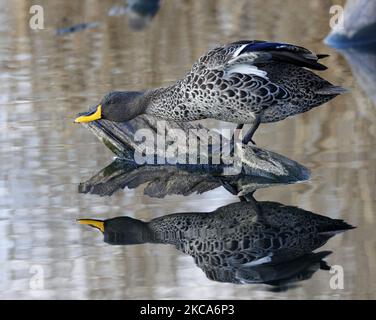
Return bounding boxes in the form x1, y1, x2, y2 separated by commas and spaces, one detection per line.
78, 199, 354, 287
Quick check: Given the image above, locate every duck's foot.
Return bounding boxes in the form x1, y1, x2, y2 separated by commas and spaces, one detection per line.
242, 133, 257, 145
229, 124, 244, 155
239, 190, 256, 203
244, 137, 257, 145
219, 178, 239, 195
242, 117, 260, 146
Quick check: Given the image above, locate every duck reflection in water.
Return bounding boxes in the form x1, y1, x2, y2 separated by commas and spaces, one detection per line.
78, 197, 354, 288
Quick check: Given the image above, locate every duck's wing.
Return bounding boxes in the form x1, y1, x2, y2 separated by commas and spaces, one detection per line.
201, 40, 329, 76
229, 41, 328, 70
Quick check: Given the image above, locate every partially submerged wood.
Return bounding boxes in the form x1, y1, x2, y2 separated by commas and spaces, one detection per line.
78, 158, 307, 198
80, 116, 310, 197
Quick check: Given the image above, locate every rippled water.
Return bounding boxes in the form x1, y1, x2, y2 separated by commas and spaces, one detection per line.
0, 0, 375, 299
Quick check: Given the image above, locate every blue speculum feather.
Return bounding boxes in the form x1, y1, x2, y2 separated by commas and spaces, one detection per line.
239, 42, 296, 54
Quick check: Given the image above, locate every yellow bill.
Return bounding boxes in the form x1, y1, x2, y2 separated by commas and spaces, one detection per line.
74, 105, 102, 123
77, 219, 104, 232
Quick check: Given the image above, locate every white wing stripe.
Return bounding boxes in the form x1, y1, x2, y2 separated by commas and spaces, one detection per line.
241, 255, 272, 267
226, 64, 269, 79
232, 44, 249, 58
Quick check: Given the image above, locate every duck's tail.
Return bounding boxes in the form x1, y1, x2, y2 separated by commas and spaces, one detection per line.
315, 85, 348, 96
318, 219, 355, 237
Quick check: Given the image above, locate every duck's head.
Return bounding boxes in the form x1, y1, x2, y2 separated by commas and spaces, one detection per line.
77, 216, 150, 245
74, 91, 145, 123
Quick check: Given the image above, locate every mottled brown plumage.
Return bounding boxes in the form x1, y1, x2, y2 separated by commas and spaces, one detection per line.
77, 40, 346, 143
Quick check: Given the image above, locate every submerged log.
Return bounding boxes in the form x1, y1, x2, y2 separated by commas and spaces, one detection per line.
79, 158, 307, 198
79, 116, 310, 197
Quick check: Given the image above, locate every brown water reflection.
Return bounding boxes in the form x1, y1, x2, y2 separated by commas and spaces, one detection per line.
0, 0, 375, 299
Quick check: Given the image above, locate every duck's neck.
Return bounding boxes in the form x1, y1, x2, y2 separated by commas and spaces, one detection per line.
141, 81, 187, 120
147, 213, 205, 246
